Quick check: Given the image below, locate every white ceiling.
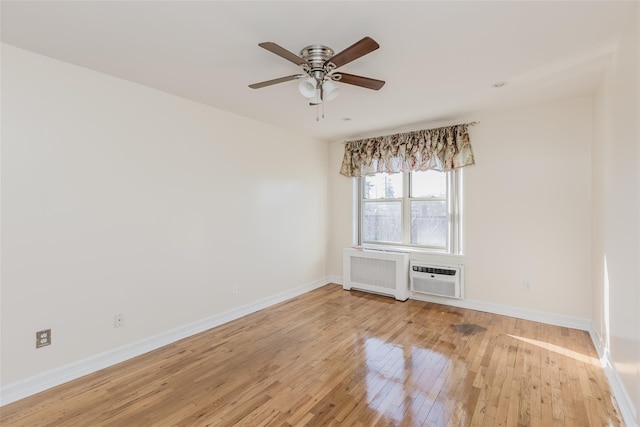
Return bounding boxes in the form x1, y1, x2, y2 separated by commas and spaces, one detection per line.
1, 1, 635, 141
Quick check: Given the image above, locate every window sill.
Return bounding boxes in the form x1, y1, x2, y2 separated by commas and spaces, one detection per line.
359, 244, 464, 257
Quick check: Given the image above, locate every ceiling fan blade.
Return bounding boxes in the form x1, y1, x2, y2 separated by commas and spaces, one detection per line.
258, 42, 309, 66
327, 37, 380, 69
249, 74, 302, 89
336, 73, 385, 90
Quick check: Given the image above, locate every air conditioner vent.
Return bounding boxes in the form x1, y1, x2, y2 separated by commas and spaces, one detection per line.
411, 266, 457, 276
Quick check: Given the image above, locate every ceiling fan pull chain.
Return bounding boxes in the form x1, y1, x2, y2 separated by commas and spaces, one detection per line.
321, 84, 325, 119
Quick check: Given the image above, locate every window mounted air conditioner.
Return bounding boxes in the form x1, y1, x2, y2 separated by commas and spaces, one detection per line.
410, 260, 464, 299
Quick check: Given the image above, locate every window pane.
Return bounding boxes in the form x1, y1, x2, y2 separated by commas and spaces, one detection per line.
363, 173, 403, 199
411, 201, 447, 247
362, 201, 402, 242
411, 170, 446, 198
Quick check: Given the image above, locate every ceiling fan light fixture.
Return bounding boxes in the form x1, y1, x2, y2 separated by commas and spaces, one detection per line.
322, 79, 339, 101
298, 77, 317, 98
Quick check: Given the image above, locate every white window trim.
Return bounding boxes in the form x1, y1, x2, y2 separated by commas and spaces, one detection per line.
356, 169, 463, 255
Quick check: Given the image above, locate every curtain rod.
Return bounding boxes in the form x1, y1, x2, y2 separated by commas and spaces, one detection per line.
343, 121, 479, 144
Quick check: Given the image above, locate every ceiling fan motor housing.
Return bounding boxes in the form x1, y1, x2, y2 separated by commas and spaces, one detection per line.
300, 45, 334, 66
300, 45, 335, 80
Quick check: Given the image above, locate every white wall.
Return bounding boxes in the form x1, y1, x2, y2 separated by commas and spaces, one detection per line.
1, 44, 328, 386
591, 4, 640, 423
328, 96, 593, 320
465, 99, 592, 318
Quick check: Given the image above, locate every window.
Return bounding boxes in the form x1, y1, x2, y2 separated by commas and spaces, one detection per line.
359, 170, 462, 254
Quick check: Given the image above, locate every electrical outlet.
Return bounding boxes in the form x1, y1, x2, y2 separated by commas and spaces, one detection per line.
114, 313, 124, 328
232, 285, 239, 295
36, 329, 51, 348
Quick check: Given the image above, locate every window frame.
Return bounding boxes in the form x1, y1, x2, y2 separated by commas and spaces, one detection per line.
358, 169, 463, 255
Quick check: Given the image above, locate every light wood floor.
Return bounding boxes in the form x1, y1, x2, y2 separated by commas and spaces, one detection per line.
1, 284, 621, 426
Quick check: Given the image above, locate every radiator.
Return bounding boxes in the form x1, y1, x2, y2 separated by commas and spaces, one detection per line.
343, 248, 409, 301
410, 260, 464, 299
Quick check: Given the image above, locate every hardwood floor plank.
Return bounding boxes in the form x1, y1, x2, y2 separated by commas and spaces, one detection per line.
0, 285, 622, 426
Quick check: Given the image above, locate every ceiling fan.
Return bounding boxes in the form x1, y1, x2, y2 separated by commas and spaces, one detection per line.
248, 37, 385, 105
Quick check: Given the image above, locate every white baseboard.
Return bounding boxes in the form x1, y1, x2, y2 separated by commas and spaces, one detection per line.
326, 275, 343, 285
5, 279, 636, 427
0, 278, 330, 407
409, 293, 592, 330
588, 327, 638, 427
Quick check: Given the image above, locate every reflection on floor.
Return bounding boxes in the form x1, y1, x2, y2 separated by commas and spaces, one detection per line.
0, 284, 622, 426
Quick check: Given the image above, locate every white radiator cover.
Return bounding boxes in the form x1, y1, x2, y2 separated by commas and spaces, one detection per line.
410, 260, 464, 299
343, 248, 409, 301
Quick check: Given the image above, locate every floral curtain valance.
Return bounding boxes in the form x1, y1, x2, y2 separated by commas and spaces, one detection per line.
339, 123, 476, 177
